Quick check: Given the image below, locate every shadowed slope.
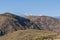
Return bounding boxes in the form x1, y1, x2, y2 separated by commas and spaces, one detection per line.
0, 13, 31, 36
0, 13, 41, 36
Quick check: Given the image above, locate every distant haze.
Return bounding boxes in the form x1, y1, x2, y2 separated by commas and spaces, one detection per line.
0, 0, 60, 16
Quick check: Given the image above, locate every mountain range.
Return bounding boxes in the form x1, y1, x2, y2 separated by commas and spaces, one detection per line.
0, 12, 60, 40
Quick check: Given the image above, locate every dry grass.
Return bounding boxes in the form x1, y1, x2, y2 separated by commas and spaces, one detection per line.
0, 29, 57, 40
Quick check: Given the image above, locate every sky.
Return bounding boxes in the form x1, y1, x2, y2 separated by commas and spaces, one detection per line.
0, 0, 60, 16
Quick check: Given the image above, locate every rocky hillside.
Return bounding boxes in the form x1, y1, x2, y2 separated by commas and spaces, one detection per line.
0, 12, 60, 36
0, 13, 41, 36
26, 16, 60, 32
0, 13, 30, 36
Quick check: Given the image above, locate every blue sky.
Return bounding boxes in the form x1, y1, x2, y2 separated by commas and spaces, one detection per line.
0, 0, 60, 16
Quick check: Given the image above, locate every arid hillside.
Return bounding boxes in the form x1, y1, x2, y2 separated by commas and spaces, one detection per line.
0, 13, 60, 40
0, 13, 41, 36
0, 13, 60, 36
0, 13, 31, 36
0, 29, 57, 40
26, 16, 60, 33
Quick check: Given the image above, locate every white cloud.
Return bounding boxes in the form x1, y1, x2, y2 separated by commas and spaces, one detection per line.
24, 12, 33, 16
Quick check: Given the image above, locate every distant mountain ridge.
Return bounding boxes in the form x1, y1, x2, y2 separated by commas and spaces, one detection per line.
25, 16, 60, 32
55, 17, 60, 19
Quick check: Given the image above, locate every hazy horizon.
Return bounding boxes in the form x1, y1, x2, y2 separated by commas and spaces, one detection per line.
0, 0, 60, 16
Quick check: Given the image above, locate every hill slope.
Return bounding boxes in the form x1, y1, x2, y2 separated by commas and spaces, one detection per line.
0, 13, 31, 36
26, 16, 60, 33
0, 29, 57, 40
0, 13, 41, 36
0, 13, 60, 36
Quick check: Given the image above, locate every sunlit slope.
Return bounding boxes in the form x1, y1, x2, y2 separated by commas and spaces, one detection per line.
26, 16, 60, 33
0, 29, 57, 40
